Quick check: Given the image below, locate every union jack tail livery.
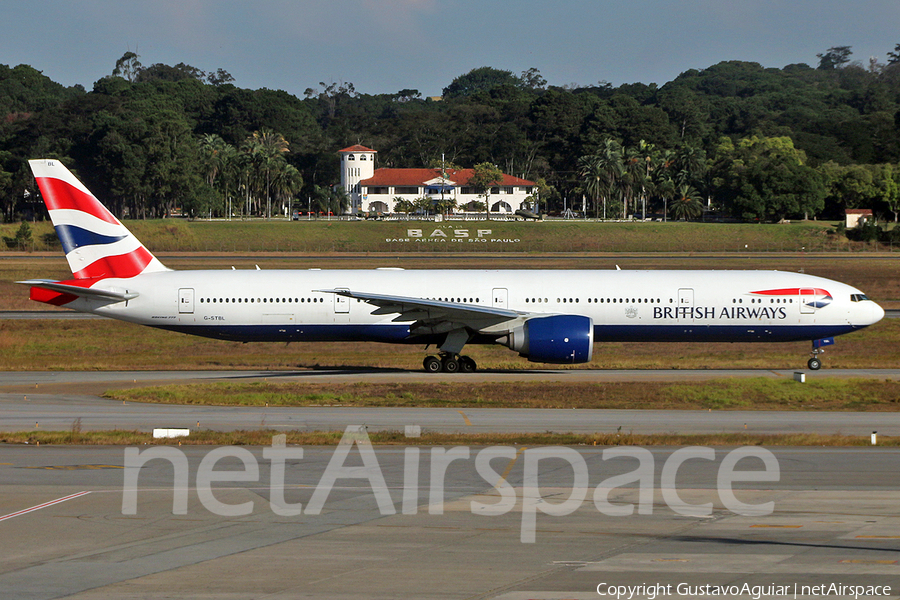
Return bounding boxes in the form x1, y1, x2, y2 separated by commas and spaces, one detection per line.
21, 160, 167, 307
28, 159, 167, 280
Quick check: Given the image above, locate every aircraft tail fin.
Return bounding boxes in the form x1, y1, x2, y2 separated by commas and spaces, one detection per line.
28, 159, 168, 280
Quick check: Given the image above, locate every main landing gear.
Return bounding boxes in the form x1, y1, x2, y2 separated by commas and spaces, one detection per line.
423, 353, 477, 373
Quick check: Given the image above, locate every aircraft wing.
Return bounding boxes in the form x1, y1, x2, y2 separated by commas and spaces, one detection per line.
317, 289, 526, 336
17, 279, 139, 302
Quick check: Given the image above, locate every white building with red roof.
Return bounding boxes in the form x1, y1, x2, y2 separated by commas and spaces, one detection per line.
338, 145, 536, 215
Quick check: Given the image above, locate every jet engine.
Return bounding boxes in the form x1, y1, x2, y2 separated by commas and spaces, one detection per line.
498, 314, 594, 364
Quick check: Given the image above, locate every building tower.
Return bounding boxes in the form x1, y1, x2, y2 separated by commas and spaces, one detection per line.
338, 145, 377, 213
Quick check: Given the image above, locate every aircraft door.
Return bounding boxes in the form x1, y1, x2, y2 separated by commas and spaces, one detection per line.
334, 287, 350, 313
492, 288, 508, 309
800, 288, 815, 314
178, 288, 194, 314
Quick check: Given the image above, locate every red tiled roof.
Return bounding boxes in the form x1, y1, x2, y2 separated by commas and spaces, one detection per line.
845, 209, 872, 214
360, 168, 534, 187
338, 144, 377, 154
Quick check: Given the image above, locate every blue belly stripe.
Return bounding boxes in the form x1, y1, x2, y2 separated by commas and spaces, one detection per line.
151, 322, 862, 345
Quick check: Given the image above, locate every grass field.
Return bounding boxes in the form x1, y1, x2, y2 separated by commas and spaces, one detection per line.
105, 378, 900, 411
2, 217, 892, 254
1, 429, 894, 447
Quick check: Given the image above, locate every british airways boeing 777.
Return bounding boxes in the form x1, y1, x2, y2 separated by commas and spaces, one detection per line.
20, 159, 884, 372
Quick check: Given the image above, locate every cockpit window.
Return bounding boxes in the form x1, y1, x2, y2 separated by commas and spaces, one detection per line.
850, 294, 870, 302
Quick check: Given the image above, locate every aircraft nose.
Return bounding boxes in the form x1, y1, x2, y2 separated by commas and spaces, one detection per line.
872, 302, 885, 324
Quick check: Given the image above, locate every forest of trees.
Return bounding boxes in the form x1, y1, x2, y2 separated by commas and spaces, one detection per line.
2, 45, 900, 223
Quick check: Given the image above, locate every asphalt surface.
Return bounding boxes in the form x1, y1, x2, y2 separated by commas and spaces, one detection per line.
2, 368, 900, 437
0, 445, 898, 599
1, 369, 899, 599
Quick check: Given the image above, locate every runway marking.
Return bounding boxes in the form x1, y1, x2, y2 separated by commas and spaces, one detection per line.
0, 491, 90, 522
457, 410, 472, 426
23, 464, 122, 470
498, 447, 527, 485
654, 558, 690, 562
840, 559, 897, 565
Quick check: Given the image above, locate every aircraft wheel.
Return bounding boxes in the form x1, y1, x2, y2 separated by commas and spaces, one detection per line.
459, 356, 476, 373
423, 356, 442, 373
807, 357, 822, 370
441, 356, 460, 373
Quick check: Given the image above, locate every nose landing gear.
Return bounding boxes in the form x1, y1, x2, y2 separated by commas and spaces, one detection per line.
807, 337, 834, 370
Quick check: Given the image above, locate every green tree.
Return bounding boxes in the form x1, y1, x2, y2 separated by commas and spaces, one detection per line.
112, 51, 143, 82
310, 184, 348, 217
877, 163, 900, 222
578, 139, 623, 219
817, 46, 853, 70
272, 163, 303, 217
469, 162, 504, 219
670, 184, 703, 220
4, 221, 33, 250
442, 67, 522, 99
711, 136, 825, 221
392, 197, 415, 217
433, 196, 457, 215
241, 129, 290, 218
413, 196, 433, 216
888, 44, 900, 65
0, 161, 14, 222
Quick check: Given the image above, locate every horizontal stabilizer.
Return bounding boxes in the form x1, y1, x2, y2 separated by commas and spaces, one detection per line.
17, 279, 139, 302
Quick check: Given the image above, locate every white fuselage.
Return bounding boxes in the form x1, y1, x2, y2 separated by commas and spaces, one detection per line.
72, 268, 883, 346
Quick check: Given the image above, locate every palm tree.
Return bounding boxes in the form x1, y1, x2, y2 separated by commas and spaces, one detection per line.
199, 134, 241, 218
628, 140, 658, 220
242, 129, 290, 218
655, 176, 676, 222
271, 164, 303, 217
577, 154, 603, 218
219, 144, 240, 219
199, 134, 228, 187
655, 150, 678, 221
393, 198, 415, 218
311, 184, 347, 218
580, 139, 623, 219
670, 184, 704, 220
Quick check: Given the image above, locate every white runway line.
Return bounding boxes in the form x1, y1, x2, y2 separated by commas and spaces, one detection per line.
0, 490, 91, 522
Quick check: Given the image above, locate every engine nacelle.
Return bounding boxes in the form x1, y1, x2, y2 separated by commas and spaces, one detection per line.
498, 314, 594, 364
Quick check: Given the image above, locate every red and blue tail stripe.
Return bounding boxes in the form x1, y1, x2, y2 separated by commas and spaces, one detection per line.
28, 160, 167, 281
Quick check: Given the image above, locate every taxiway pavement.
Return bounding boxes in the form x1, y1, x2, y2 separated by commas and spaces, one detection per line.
2, 369, 900, 437
0, 445, 897, 600
1, 370, 899, 599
